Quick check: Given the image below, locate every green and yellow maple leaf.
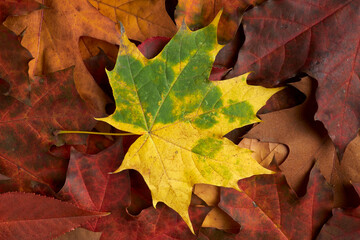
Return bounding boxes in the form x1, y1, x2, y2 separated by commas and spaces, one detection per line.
97, 12, 281, 232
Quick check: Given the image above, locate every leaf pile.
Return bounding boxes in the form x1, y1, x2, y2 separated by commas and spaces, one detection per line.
0, 0, 359, 239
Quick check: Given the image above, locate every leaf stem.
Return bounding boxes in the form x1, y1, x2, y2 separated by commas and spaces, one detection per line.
55, 130, 138, 136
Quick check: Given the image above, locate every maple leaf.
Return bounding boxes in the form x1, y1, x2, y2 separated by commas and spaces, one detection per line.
245, 77, 337, 194
96, 13, 281, 231
199, 166, 333, 239
57, 140, 209, 239
317, 182, 360, 239
228, 0, 360, 157
4, 0, 120, 113
0, 67, 96, 192
175, 0, 266, 43
0, 192, 107, 240
0, 0, 42, 103
88, 0, 177, 42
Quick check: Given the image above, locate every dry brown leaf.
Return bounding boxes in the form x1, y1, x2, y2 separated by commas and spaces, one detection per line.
4, 0, 120, 114
88, 0, 177, 42
329, 132, 360, 207
202, 207, 240, 232
245, 77, 337, 194
238, 138, 288, 168
55, 228, 102, 240
194, 184, 220, 206
340, 133, 360, 183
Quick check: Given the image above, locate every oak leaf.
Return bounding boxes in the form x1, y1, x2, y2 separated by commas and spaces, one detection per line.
97, 13, 280, 231
88, 0, 177, 42
245, 77, 336, 194
0, 192, 107, 240
229, 0, 360, 157
4, 0, 120, 113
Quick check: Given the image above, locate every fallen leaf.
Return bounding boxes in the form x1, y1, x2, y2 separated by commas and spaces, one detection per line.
4, 0, 120, 113
57, 140, 129, 231
196, 139, 287, 231
0, 0, 42, 103
317, 182, 360, 240
245, 77, 336, 194
58, 139, 209, 239
200, 166, 333, 239
79, 37, 118, 63
175, 0, 266, 42
238, 138, 288, 169
193, 184, 220, 207
54, 228, 102, 240
201, 207, 240, 233
97, 12, 280, 231
83, 49, 116, 101
0, 0, 43, 22
339, 132, 360, 183
88, 0, 177, 42
229, 0, 360, 157
137, 36, 171, 59
330, 132, 360, 207
0, 67, 96, 192
0, 192, 107, 240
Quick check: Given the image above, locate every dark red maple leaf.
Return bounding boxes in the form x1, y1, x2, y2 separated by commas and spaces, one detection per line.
0, 67, 96, 193
0, 0, 43, 103
199, 166, 333, 239
0, 192, 107, 240
57, 139, 210, 239
228, 0, 360, 157
317, 182, 360, 239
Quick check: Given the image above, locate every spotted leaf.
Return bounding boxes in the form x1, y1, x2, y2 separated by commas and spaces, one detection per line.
97, 12, 281, 232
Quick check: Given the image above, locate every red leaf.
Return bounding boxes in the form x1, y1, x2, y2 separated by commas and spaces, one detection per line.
57, 140, 129, 230
0, 0, 43, 22
137, 36, 171, 59
0, 67, 96, 192
0, 192, 107, 240
229, 0, 360, 156
317, 183, 360, 239
58, 139, 209, 239
200, 166, 333, 239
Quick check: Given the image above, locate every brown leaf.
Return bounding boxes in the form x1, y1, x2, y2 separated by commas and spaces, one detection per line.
88, 0, 177, 42
330, 132, 360, 207
201, 207, 240, 233
4, 0, 120, 113
238, 138, 288, 169
54, 228, 102, 240
193, 184, 220, 207
245, 77, 336, 194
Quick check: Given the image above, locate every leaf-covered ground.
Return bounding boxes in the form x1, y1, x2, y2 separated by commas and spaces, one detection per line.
0, 0, 359, 239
